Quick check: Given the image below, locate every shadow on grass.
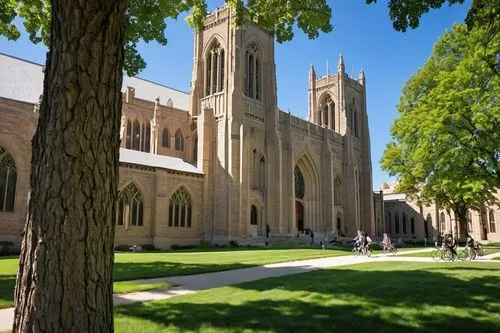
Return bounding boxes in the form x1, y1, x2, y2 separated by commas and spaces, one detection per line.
113, 261, 256, 281
115, 264, 500, 333
0, 276, 15, 308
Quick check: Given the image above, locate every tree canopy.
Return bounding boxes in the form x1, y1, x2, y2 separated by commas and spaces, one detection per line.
381, 20, 499, 211
0, 0, 333, 75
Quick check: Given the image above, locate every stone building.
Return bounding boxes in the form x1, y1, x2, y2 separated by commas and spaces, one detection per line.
0, 6, 375, 249
381, 183, 500, 243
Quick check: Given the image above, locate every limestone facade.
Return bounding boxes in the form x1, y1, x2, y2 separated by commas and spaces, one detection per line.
381, 183, 500, 243
0, 6, 376, 249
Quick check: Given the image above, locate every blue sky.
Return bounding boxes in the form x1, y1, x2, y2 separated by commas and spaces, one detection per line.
0, 0, 471, 189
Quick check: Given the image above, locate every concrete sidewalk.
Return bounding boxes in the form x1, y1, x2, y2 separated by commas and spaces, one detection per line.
1, 250, 498, 332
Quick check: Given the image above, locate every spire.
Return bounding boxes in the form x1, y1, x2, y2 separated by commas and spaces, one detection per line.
358, 69, 365, 85
308, 64, 316, 90
337, 53, 344, 73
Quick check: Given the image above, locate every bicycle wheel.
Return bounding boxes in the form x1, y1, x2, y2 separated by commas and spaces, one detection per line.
478, 244, 484, 256
352, 248, 358, 256
392, 247, 398, 255
366, 248, 372, 257
432, 249, 442, 261
443, 249, 455, 262
458, 249, 468, 261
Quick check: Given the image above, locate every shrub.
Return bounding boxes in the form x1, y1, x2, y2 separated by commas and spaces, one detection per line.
0, 241, 13, 256
229, 240, 239, 247
141, 244, 158, 251
114, 244, 131, 252
170, 244, 198, 250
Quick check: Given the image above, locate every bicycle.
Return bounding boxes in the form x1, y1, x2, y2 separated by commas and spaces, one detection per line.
432, 245, 456, 261
458, 244, 475, 261
379, 242, 398, 255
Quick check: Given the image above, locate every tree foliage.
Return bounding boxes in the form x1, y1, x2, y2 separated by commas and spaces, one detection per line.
381, 19, 500, 212
365, 0, 466, 32
0, 0, 332, 75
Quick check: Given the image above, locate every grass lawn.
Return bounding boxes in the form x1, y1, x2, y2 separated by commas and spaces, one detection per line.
0, 248, 347, 309
115, 261, 500, 333
403, 247, 500, 258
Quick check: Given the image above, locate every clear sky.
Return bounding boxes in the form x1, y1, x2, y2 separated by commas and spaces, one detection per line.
0, 0, 471, 189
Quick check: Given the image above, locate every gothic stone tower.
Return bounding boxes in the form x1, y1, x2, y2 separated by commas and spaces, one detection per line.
191, 6, 374, 242
190, 6, 279, 241
307, 56, 374, 234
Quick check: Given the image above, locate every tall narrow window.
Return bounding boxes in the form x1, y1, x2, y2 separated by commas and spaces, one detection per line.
126, 120, 131, 148
318, 95, 333, 128
244, 41, 261, 100
440, 212, 446, 232
169, 187, 192, 228
193, 136, 198, 164
0, 146, 16, 212
132, 120, 140, 150
162, 128, 170, 148
294, 167, 305, 199
220, 49, 225, 91
395, 214, 400, 234
402, 212, 407, 234
388, 212, 392, 233
259, 157, 265, 189
426, 214, 432, 237
205, 40, 225, 96
117, 183, 144, 227
490, 210, 496, 233
352, 109, 359, 137
250, 205, 258, 225
145, 124, 151, 153
175, 129, 184, 151
411, 217, 415, 234
334, 177, 342, 205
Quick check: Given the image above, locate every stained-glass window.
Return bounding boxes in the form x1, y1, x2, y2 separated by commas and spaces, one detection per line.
0, 146, 16, 212
294, 167, 304, 199
169, 187, 192, 228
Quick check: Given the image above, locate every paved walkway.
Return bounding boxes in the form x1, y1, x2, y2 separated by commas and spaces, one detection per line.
1, 248, 499, 332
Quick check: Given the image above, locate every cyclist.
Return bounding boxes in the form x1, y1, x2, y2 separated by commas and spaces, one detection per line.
364, 232, 373, 252
381, 233, 393, 252
466, 234, 478, 259
353, 230, 364, 253
443, 234, 457, 259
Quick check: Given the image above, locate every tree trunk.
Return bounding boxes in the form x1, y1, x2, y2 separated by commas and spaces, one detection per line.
13, 1, 129, 332
453, 203, 468, 242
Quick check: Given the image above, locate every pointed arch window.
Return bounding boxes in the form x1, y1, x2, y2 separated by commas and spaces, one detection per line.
0, 146, 16, 212
319, 95, 334, 129
489, 210, 496, 233
162, 128, 170, 148
244, 41, 261, 100
132, 120, 141, 150
294, 167, 305, 199
126, 120, 132, 149
387, 212, 392, 233
117, 183, 144, 227
168, 187, 192, 228
467, 211, 473, 233
144, 124, 151, 153
425, 213, 432, 237
205, 40, 225, 96
410, 217, 415, 234
175, 129, 184, 151
193, 136, 198, 164
353, 108, 359, 137
334, 177, 342, 205
258, 157, 265, 189
440, 212, 446, 232
402, 212, 407, 234
250, 205, 258, 225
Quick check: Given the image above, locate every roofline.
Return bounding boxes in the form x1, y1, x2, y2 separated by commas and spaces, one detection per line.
0, 52, 44, 67
1, 52, 190, 95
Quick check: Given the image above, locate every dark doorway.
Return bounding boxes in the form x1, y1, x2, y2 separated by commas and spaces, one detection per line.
296, 201, 304, 232
337, 216, 342, 235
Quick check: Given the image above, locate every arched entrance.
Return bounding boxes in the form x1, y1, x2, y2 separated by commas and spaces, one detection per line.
296, 201, 304, 232
293, 155, 320, 233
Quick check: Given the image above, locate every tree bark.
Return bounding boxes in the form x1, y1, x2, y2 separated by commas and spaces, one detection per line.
453, 203, 468, 242
13, 1, 129, 332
